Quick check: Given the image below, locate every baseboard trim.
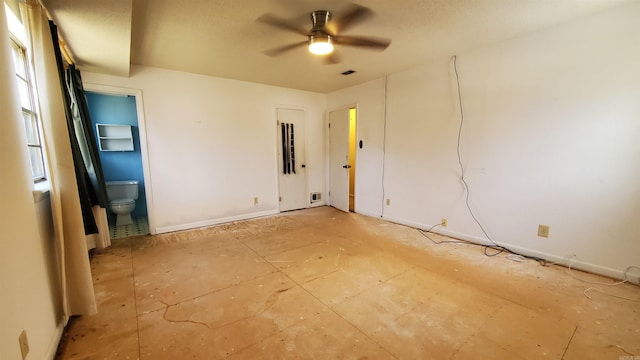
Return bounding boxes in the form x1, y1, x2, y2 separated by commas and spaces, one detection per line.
46, 320, 66, 360
355, 209, 382, 219
381, 215, 633, 283
156, 209, 280, 234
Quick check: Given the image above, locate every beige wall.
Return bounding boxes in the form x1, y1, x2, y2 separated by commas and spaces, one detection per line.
328, 2, 640, 281
1, 5, 64, 359
83, 66, 327, 234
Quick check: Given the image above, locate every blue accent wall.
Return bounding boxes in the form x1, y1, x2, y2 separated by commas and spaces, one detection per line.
86, 92, 147, 218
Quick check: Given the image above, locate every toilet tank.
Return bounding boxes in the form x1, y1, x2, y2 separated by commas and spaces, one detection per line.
106, 181, 139, 200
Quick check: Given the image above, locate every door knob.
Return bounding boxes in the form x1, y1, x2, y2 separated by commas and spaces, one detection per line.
342, 165, 352, 169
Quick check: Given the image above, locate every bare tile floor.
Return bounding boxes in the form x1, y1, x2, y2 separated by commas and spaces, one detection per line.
56, 206, 640, 359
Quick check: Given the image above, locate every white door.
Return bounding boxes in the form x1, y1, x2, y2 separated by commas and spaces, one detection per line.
277, 108, 307, 212
329, 108, 350, 212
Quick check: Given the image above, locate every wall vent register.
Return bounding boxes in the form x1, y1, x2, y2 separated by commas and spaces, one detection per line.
96, 124, 134, 151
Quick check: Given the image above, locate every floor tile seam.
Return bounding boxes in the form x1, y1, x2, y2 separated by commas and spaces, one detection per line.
134, 269, 281, 316
126, 238, 143, 360
202, 290, 320, 338
293, 255, 415, 287
128, 234, 238, 251
451, 299, 529, 352
251, 237, 332, 258
372, 292, 458, 329
136, 301, 292, 334
574, 318, 640, 343
326, 308, 400, 360
273, 256, 401, 360
445, 302, 508, 360
229, 226, 304, 241
494, 295, 574, 322
560, 325, 579, 360
350, 300, 426, 339
411, 261, 483, 288
411, 261, 524, 302
299, 268, 344, 284
315, 264, 418, 307
236, 234, 296, 278
226, 307, 399, 360
224, 308, 330, 359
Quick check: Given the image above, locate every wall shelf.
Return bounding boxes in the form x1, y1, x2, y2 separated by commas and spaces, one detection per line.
96, 124, 134, 151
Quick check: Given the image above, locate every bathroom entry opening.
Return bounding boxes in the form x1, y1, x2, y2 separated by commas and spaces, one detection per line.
349, 107, 356, 212
86, 90, 151, 238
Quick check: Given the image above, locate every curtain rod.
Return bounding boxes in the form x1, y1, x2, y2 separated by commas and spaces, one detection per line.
29, 0, 75, 65
58, 39, 73, 65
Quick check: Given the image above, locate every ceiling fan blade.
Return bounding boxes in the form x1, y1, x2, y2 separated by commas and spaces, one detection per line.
263, 41, 308, 57
257, 13, 308, 36
330, 3, 374, 34
334, 35, 391, 51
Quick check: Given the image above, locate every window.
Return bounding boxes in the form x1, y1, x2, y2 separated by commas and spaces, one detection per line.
10, 38, 46, 182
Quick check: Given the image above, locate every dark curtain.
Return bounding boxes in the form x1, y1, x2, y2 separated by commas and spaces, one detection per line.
49, 20, 108, 235
66, 65, 109, 207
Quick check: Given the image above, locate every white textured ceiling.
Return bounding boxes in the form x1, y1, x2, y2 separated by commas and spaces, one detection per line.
42, 0, 630, 93
41, 0, 132, 76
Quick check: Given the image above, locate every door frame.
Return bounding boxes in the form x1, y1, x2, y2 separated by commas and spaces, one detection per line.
83, 83, 156, 234
327, 103, 358, 212
275, 104, 309, 212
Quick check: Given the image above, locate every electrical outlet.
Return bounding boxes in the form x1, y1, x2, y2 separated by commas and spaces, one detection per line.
254, 197, 259, 205
19, 330, 29, 360
441, 218, 448, 227
386, 199, 390, 206
537, 224, 550, 238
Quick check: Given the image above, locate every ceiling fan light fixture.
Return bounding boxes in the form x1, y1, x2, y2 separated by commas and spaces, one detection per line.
308, 34, 334, 55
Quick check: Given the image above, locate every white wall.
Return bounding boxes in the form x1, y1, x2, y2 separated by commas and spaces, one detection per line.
329, 2, 640, 280
1, 4, 64, 358
326, 78, 387, 218
82, 66, 327, 233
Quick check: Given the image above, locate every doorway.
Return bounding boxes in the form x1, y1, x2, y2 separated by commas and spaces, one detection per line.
277, 108, 308, 212
329, 106, 357, 213
348, 108, 356, 212
83, 83, 155, 237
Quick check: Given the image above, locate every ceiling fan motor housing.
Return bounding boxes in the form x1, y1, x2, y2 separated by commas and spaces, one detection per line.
310, 10, 332, 34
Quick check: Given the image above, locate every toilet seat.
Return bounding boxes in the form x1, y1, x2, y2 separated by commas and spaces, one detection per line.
110, 198, 135, 206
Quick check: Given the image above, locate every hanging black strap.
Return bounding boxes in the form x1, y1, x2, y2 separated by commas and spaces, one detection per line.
290, 123, 296, 174
285, 123, 290, 174
281, 123, 287, 174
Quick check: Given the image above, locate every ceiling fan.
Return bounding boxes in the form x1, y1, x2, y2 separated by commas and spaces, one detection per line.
257, 3, 391, 64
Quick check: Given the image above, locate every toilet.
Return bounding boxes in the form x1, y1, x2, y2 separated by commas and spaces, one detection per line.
105, 180, 139, 226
